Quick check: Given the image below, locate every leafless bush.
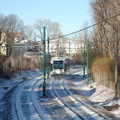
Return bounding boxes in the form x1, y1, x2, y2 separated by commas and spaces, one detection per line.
2, 54, 43, 75
91, 57, 120, 91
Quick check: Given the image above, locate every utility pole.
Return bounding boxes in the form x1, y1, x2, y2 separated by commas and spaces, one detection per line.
47, 37, 50, 78
43, 26, 46, 97
115, 28, 119, 99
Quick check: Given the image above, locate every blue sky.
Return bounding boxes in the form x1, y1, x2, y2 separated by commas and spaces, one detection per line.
0, 0, 92, 34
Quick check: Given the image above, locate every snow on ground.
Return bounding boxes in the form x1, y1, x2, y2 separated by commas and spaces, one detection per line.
0, 69, 41, 98
0, 67, 120, 119
0, 69, 41, 120
72, 67, 120, 119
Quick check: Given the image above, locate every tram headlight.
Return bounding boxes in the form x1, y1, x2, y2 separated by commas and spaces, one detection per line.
56, 69, 60, 74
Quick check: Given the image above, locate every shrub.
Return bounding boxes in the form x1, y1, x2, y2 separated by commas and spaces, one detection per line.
72, 53, 83, 65
91, 57, 118, 90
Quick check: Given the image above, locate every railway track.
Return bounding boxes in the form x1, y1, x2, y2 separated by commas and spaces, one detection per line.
52, 76, 110, 120
14, 75, 80, 120
15, 75, 43, 120
13, 72, 113, 120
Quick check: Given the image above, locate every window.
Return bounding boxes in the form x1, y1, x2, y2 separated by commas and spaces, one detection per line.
54, 61, 63, 69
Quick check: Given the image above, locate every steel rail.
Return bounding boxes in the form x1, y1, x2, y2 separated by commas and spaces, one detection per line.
63, 80, 111, 120
52, 77, 111, 120
30, 77, 48, 120
14, 75, 43, 120
52, 79, 84, 120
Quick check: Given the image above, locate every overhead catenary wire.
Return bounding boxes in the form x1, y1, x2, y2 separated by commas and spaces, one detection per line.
50, 13, 120, 40
49, 13, 120, 48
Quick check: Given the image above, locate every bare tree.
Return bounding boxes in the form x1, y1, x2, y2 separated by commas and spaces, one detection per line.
90, 0, 120, 58
0, 14, 24, 33
25, 24, 35, 42
0, 14, 25, 44
34, 19, 61, 39
0, 14, 5, 30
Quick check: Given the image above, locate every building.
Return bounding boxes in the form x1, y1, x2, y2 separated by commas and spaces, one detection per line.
48, 38, 84, 57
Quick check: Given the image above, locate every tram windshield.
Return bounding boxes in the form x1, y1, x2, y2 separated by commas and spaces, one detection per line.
54, 61, 63, 69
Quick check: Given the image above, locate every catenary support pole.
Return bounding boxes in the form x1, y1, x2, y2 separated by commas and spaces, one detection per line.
19, 44, 22, 75
83, 42, 85, 78
38, 51, 41, 71
69, 42, 70, 74
0, 31, 1, 71
43, 26, 46, 97
86, 39, 89, 85
0, 31, 1, 54
47, 37, 50, 78
69, 42, 70, 57
115, 28, 119, 99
